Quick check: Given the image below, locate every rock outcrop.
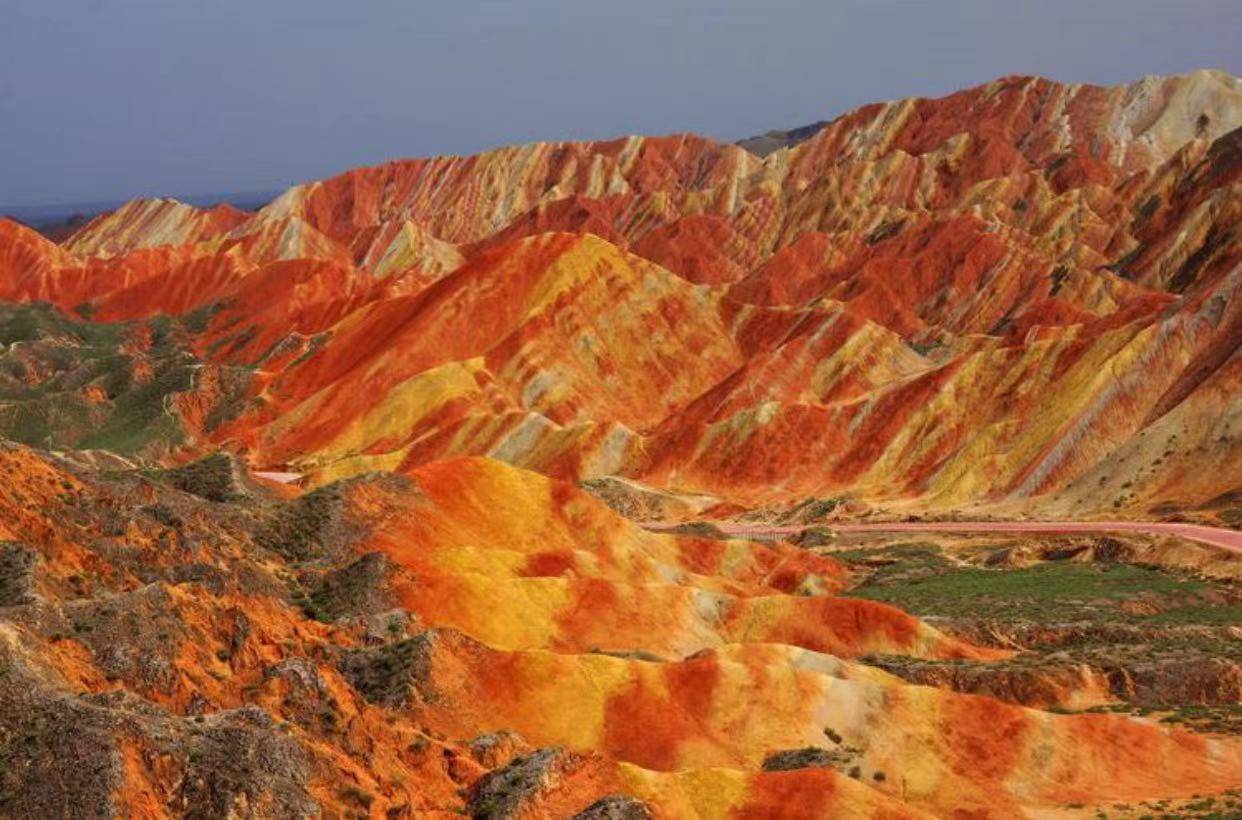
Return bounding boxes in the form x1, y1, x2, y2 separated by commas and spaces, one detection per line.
2, 71, 1238, 516
0, 69, 1240, 816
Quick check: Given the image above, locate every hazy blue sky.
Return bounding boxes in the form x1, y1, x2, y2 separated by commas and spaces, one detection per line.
2, 0, 1238, 207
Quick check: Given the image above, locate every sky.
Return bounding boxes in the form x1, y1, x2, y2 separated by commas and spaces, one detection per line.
2, 0, 1239, 208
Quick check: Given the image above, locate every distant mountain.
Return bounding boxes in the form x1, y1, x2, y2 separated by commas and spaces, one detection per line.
736, 119, 829, 156
1, 189, 281, 241
0, 69, 1240, 819
4, 69, 1236, 516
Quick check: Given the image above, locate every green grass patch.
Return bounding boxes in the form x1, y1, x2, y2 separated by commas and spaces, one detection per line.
1158, 704, 1242, 735
840, 545, 1231, 625
0, 302, 126, 348
76, 357, 195, 453
0, 303, 200, 455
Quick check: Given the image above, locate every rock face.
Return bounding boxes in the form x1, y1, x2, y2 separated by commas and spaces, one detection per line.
736, 120, 830, 157
0, 442, 1237, 818
2, 71, 1238, 516
0, 70, 1240, 815
1, 72, 1239, 516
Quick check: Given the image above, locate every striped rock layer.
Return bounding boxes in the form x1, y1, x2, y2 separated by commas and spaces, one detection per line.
1, 69, 1239, 516
1, 446, 1239, 817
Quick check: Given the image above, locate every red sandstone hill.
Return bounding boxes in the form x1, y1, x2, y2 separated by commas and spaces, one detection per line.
0, 70, 1241, 819
0, 445, 1239, 818
0, 69, 1239, 518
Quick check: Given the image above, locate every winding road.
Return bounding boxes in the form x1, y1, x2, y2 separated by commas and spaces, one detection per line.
256, 464, 1241, 554
665, 520, 1242, 554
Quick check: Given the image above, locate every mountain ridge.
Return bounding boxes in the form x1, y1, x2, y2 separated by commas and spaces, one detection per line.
0, 68, 1240, 818
0, 68, 1239, 519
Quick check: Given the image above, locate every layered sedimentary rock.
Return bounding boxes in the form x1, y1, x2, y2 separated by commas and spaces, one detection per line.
63, 197, 249, 258
0, 444, 1237, 817
0, 70, 1238, 516
0, 67, 1238, 818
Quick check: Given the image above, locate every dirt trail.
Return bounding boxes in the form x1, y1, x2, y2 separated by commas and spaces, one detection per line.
660, 521, 1242, 553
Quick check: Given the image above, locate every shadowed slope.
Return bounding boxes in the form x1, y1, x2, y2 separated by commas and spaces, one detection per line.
242, 232, 743, 480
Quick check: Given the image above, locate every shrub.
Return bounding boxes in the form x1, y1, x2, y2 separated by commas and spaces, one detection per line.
255, 485, 343, 560
161, 453, 239, 502
665, 520, 729, 540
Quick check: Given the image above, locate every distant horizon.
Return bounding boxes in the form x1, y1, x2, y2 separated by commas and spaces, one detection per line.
1, 188, 284, 224
6, 64, 1239, 219
5, 0, 1238, 210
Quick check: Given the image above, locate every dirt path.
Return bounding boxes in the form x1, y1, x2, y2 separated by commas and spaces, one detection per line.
661, 520, 1242, 553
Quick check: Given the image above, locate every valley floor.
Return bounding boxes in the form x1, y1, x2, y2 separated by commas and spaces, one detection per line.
686, 520, 1242, 553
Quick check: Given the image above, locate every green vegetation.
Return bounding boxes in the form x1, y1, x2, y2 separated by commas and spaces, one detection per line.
1158, 703, 1242, 735
337, 786, 373, 810
180, 304, 221, 335
160, 453, 239, 502
794, 526, 836, 547
206, 325, 258, 359
905, 340, 943, 356
762, 742, 865, 775
141, 503, 183, 528
339, 634, 434, 707
291, 553, 391, 624
0, 542, 36, 606
837, 541, 1240, 724
286, 577, 326, 623
289, 332, 329, 368
255, 485, 343, 560
1091, 789, 1242, 819
664, 520, 729, 539
466, 748, 561, 820
0, 403, 52, 448
75, 354, 195, 453
0, 303, 124, 348
0, 303, 196, 455
838, 543, 1239, 626
761, 747, 835, 771
1049, 264, 1070, 295
781, 496, 846, 524
865, 219, 905, 245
